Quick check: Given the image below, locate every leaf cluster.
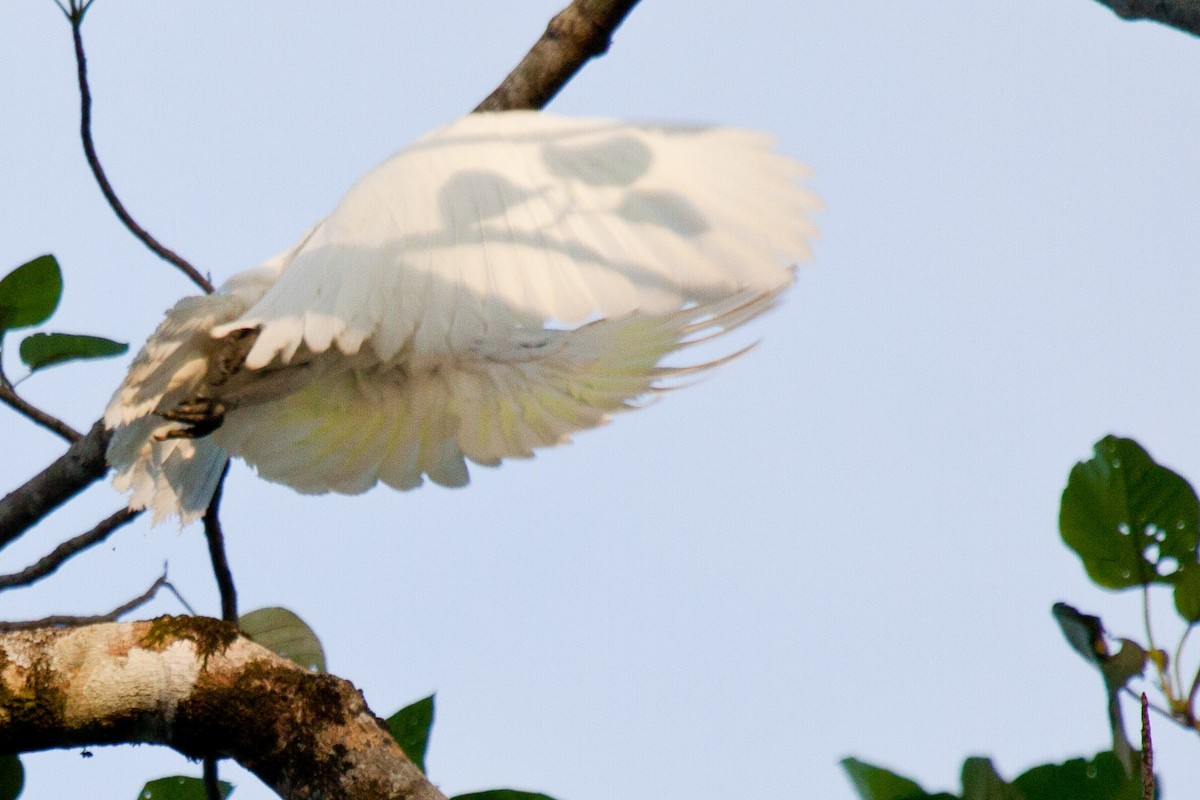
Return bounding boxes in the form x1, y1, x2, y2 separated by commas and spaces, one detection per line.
846, 435, 1200, 799
843, 752, 1143, 800
0, 255, 127, 375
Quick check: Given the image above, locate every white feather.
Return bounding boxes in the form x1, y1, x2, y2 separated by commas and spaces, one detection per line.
105, 111, 819, 523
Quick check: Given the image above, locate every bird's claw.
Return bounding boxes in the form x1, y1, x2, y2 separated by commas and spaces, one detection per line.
156, 398, 227, 439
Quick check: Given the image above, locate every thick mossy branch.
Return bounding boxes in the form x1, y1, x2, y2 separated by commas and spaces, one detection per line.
0, 618, 446, 800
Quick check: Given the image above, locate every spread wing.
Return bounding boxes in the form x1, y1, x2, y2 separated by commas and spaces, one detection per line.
107, 111, 819, 521
213, 111, 819, 369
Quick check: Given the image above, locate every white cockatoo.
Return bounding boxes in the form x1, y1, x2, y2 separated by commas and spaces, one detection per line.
104, 111, 820, 523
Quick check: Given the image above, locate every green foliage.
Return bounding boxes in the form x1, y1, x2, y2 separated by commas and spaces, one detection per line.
1012, 752, 1142, 800
843, 753, 1143, 800
0, 255, 61, 332
841, 758, 936, 799
959, 758, 1022, 800
387, 694, 435, 773
0, 256, 127, 379
138, 776, 233, 800
1060, 436, 1200, 618
19, 332, 127, 372
0, 755, 22, 800
846, 436, 1193, 800
238, 607, 326, 672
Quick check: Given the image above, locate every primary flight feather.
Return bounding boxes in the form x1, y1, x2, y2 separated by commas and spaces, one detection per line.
105, 111, 820, 523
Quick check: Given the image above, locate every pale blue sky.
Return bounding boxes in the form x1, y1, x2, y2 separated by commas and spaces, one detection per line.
3, 2, 1200, 799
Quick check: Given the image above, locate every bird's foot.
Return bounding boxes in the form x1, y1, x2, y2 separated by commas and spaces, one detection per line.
156, 397, 227, 439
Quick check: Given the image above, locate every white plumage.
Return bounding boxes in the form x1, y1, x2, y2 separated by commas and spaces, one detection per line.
105, 111, 820, 523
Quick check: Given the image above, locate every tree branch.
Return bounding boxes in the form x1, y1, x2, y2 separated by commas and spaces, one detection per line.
0, 618, 447, 800
0, 506, 138, 591
475, 0, 642, 111
1090, 0, 1200, 37
0, 421, 110, 549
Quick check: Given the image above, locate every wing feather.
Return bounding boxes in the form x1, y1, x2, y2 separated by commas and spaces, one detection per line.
219, 112, 816, 368
220, 288, 784, 495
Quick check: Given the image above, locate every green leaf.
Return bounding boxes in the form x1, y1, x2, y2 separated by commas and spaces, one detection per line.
1012, 751, 1143, 800
0, 755, 22, 800
1171, 563, 1200, 621
452, 792, 559, 800
1060, 437, 1199, 592
960, 757, 1022, 800
138, 776, 233, 800
841, 758, 932, 800
238, 607, 325, 672
19, 332, 128, 372
0, 255, 62, 331
387, 694, 435, 774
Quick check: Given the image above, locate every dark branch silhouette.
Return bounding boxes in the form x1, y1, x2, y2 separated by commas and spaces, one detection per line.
1090, 0, 1200, 36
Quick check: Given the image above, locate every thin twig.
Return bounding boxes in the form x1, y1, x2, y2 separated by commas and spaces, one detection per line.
63, 3, 213, 294
202, 462, 238, 622
0, 572, 169, 631
1141, 693, 1155, 799
475, 0, 642, 111
161, 577, 198, 616
0, 507, 139, 591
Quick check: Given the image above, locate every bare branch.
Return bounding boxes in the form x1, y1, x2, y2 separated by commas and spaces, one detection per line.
0, 382, 81, 443
65, 9, 214, 293
202, 462, 238, 622
1091, 0, 1200, 37
0, 506, 138, 591
0, 572, 166, 631
0, 619, 447, 800
475, 0, 642, 111
0, 421, 111, 549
